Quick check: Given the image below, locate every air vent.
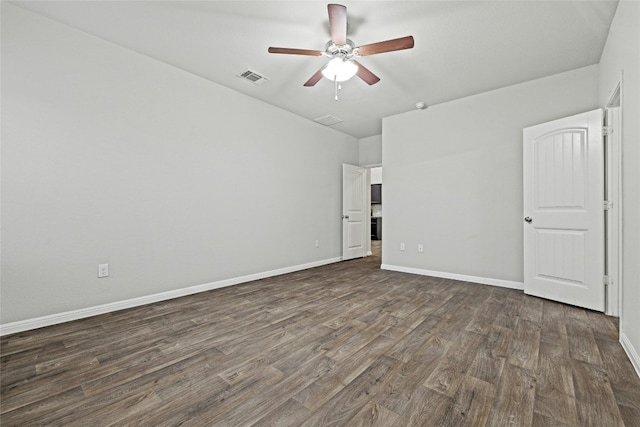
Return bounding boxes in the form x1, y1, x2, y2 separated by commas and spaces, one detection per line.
236, 69, 270, 85
314, 115, 343, 126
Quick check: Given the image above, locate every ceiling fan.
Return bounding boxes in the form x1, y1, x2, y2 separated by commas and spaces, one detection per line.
268, 3, 414, 92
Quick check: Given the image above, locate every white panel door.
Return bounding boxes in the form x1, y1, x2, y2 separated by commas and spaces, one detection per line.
523, 109, 604, 311
343, 164, 367, 260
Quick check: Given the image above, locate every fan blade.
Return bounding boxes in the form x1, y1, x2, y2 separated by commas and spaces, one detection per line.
268, 47, 323, 56
354, 61, 380, 85
304, 69, 324, 87
328, 4, 347, 45
356, 36, 414, 56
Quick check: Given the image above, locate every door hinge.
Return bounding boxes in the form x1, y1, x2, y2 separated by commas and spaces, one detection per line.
603, 126, 613, 136
603, 275, 610, 286
603, 200, 614, 210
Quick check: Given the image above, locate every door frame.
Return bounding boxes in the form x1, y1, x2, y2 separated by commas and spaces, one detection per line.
604, 74, 623, 317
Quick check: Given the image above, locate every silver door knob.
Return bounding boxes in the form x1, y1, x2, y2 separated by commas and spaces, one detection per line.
524, 217, 533, 223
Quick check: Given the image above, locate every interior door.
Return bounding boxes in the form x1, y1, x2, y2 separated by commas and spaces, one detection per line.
523, 109, 604, 311
342, 164, 367, 260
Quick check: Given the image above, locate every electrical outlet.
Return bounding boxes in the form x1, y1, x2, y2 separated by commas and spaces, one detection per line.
418, 244, 424, 253
98, 264, 109, 278
400, 243, 405, 251
315, 240, 320, 248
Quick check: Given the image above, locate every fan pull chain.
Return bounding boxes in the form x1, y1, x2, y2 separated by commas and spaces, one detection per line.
333, 78, 343, 101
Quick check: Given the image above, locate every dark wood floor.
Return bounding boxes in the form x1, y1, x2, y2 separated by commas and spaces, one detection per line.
2, 241, 639, 426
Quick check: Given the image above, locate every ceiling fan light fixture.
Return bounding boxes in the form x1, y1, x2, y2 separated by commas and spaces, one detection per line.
321, 58, 358, 82
267, 3, 413, 87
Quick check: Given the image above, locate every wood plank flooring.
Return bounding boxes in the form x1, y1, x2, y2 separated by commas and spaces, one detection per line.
2, 241, 639, 426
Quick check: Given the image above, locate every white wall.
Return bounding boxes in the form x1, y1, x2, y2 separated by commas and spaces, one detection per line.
382, 65, 599, 285
370, 167, 382, 185
0, 4, 358, 326
599, 0, 640, 375
359, 134, 382, 166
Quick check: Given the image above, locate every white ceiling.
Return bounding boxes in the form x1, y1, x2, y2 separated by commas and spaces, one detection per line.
11, 1, 619, 139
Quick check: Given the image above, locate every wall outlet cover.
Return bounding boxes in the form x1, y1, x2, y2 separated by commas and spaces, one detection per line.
98, 264, 109, 278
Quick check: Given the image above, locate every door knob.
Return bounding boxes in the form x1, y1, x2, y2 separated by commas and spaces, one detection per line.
524, 217, 533, 223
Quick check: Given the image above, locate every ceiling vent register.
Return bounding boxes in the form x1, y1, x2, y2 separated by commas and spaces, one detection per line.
314, 115, 343, 126
237, 69, 270, 85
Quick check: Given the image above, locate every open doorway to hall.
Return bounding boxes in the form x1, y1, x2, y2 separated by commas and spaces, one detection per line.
369, 166, 382, 260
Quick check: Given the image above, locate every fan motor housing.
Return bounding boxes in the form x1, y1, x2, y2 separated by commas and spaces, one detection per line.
325, 39, 355, 59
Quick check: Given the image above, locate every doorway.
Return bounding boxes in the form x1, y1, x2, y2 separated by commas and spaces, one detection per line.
368, 166, 382, 260
523, 97, 623, 315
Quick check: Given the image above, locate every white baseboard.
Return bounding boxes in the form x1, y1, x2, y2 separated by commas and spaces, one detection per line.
0, 257, 342, 336
620, 332, 640, 379
380, 264, 524, 290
